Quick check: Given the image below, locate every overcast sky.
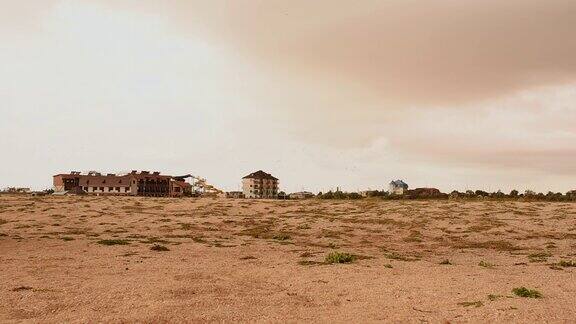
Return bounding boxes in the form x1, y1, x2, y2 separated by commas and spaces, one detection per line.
1, 0, 576, 193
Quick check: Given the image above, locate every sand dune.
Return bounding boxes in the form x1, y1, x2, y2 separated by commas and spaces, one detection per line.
1, 195, 575, 322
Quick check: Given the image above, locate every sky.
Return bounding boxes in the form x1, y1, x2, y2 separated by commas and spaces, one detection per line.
1, 0, 576, 193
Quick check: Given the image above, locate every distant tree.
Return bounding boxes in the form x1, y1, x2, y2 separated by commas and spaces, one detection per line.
509, 190, 519, 197
348, 192, 362, 199
475, 190, 489, 197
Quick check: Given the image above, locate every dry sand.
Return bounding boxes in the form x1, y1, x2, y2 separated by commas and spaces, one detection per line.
1, 195, 575, 323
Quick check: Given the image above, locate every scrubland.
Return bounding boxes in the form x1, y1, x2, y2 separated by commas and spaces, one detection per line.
1, 195, 576, 322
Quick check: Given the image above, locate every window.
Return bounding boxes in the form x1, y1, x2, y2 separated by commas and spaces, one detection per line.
99, 187, 104, 191
109, 187, 114, 191
116, 187, 120, 191
92, 187, 97, 191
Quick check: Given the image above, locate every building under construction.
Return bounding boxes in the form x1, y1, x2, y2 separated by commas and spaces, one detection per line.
53, 171, 192, 197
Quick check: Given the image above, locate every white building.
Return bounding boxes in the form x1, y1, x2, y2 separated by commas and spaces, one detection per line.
389, 180, 408, 195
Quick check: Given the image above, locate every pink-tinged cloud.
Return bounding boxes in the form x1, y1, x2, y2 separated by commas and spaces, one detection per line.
97, 0, 576, 106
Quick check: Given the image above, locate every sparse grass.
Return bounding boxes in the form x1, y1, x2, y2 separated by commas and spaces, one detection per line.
512, 287, 543, 298
528, 252, 551, 263
557, 260, 576, 267
439, 259, 452, 265
97, 239, 130, 246
384, 263, 393, 268
61, 236, 74, 241
479, 261, 495, 268
298, 260, 324, 266
11, 286, 33, 292
150, 244, 170, 252
141, 237, 170, 244
384, 252, 419, 262
240, 256, 257, 260
325, 251, 355, 264
272, 233, 291, 241
458, 301, 483, 307
488, 294, 503, 301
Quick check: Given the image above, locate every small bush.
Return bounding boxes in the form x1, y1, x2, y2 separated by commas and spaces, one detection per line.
557, 260, 576, 267
479, 261, 495, 268
512, 287, 543, 298
61, 237, 74, 241
325, 251, 355, 264
528, 252, 551, 263
97, 239, 130, 246
439, 259, 452, 265
272, 233, 291, 241
150, 244, 169, 252
488, 294, 503, 301
384, 252, 419, 262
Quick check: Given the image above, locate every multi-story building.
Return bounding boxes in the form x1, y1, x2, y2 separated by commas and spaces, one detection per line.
242, 170, 279, 199
53, 170, 191, 197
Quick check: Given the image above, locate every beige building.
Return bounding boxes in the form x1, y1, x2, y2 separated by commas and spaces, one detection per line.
53, 170, 191, 197
242, 170, 279, 199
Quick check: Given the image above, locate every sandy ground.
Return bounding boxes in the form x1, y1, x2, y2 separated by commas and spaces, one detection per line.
1, 195, 576, 323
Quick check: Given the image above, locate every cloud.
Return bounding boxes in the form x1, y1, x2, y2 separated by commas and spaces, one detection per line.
1, 0, 575, 192
95, 0, 576, 106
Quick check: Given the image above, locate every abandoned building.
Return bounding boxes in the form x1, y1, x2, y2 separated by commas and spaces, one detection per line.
289, 191, 315, 199
242, 170, 279, 199
53, 171, 191, 197
389, 180, 409, 195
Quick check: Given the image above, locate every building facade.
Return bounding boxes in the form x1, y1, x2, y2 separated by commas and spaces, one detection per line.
389, 180, 409, 195
53, 171, 191, 197
242, 170, 279, 199
289, 191, 315, 199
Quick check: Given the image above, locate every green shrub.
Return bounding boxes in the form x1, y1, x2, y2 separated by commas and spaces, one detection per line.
479, 261, 495, 268
512, 287, 543, 298
97, 239, 130, 246
557, 260, 576, 267
325, 251, 355, 264
528, 252, 551, 263
272, 233, 291, 241
488, 294, 503, 301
